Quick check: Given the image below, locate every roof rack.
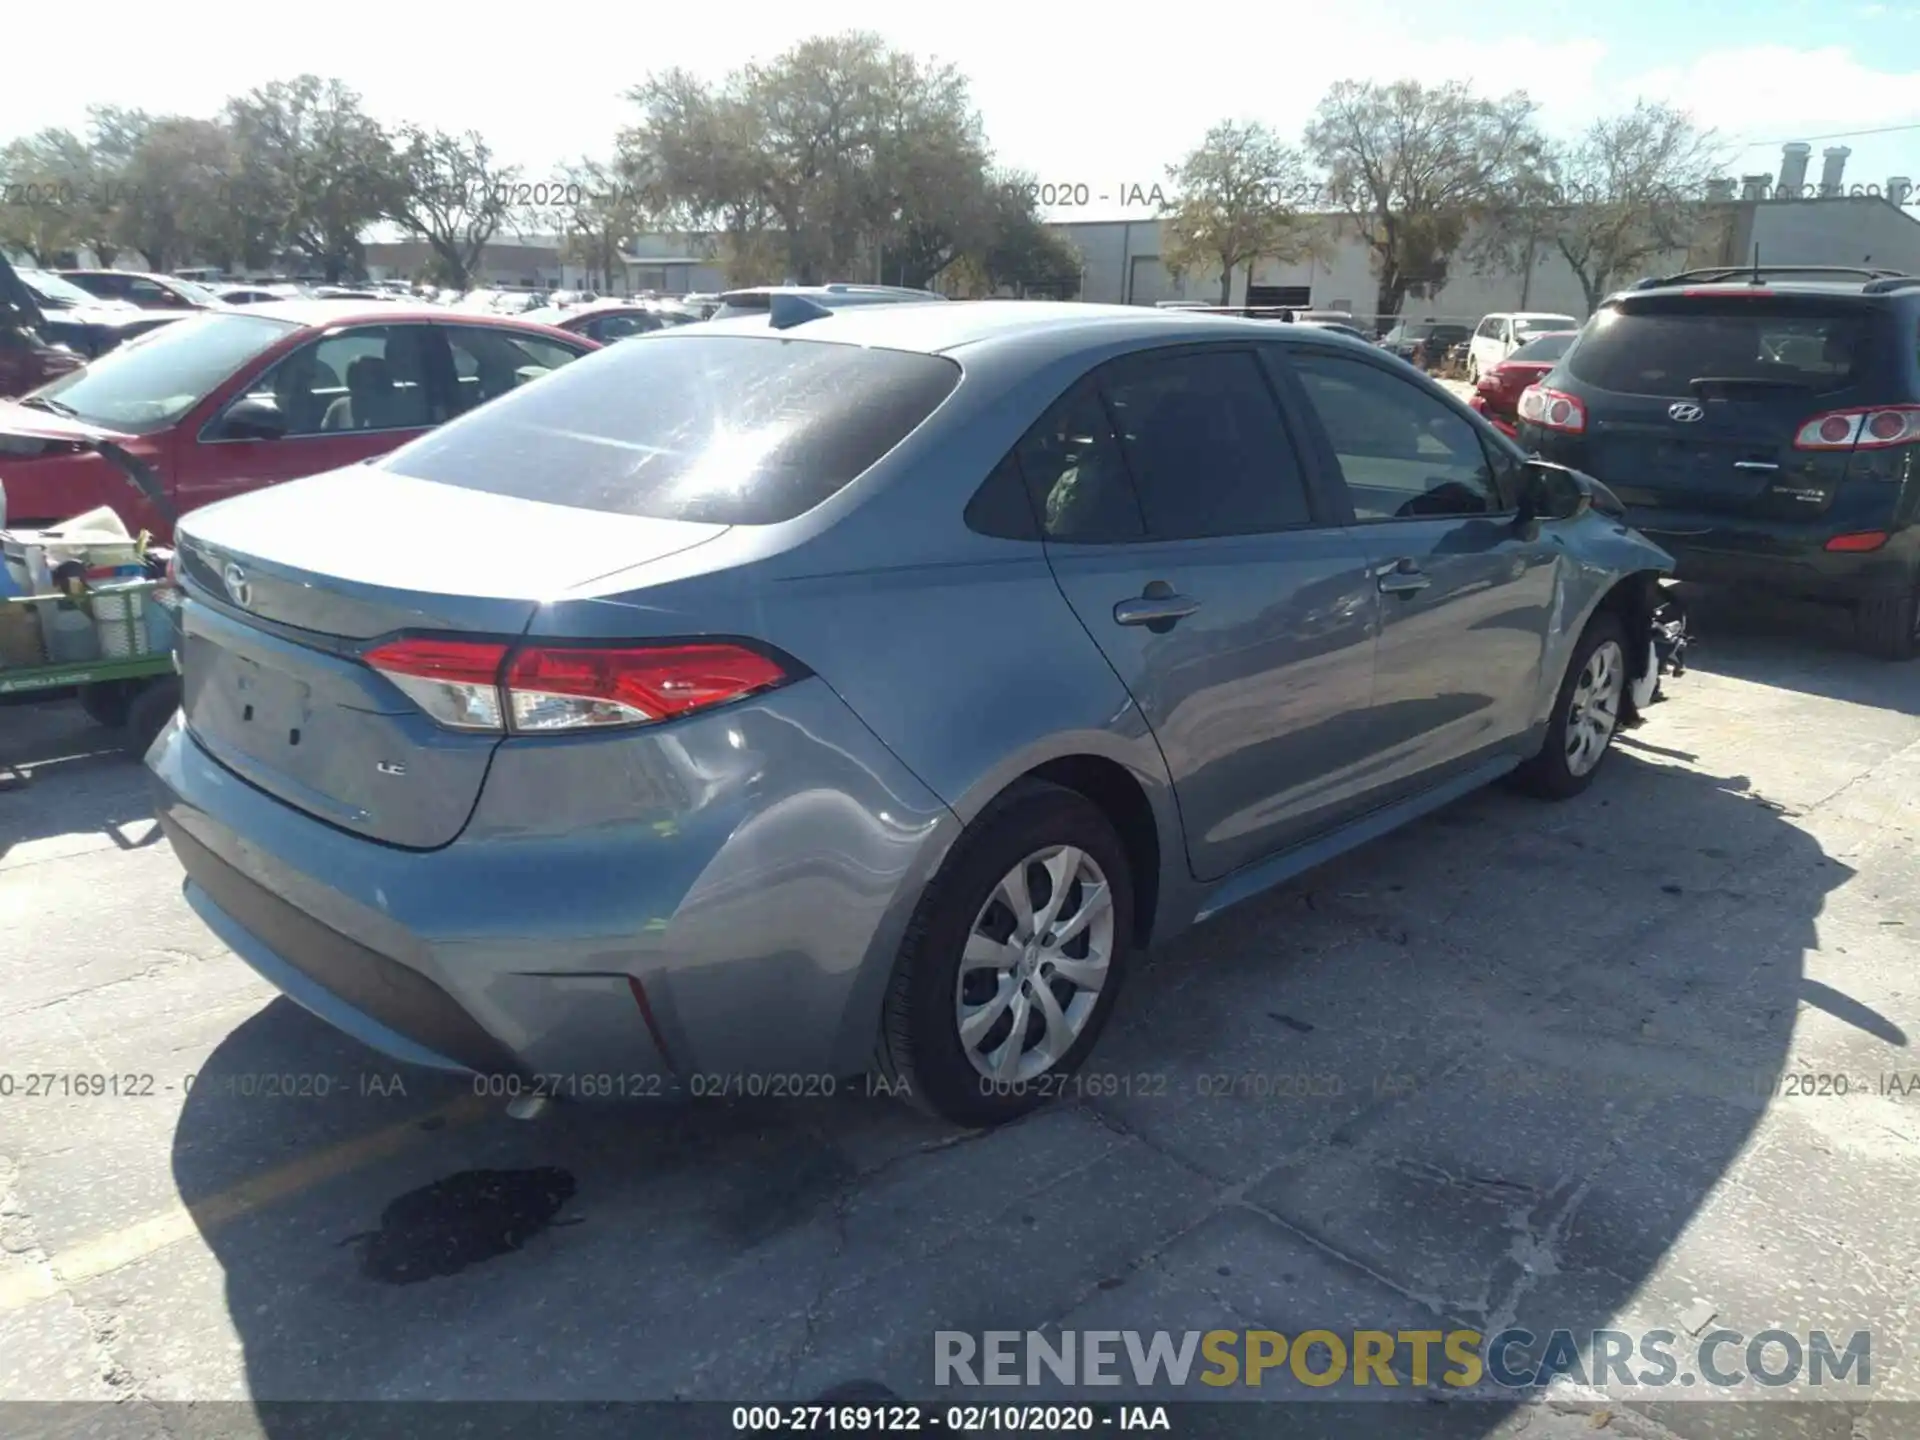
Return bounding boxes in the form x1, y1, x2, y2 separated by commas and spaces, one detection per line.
1632, 264, 1911, 289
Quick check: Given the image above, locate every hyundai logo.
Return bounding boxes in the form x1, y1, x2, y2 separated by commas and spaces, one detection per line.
1668, 402, 1705, 423
221, 562, 252, 609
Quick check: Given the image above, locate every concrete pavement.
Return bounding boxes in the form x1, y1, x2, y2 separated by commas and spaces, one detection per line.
1, 587, 1917, 1439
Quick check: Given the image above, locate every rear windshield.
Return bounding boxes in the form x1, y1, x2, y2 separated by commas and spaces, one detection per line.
1513, 316, 1576, 336
381, 334, 962, 524
1566, 301, 1874, 396
1508, 332, 1575, 363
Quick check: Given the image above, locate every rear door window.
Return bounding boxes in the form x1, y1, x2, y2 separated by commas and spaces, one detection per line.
1096, 348, 1313, 538
383, 334, 961, 524
442, 325, 590, 415
1016, 379, 1144, 542
1567, 301, 1875, 396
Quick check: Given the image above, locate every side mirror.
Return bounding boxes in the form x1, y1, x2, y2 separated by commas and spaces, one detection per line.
212, 396, 288, 442
1516, 460, 1591, 531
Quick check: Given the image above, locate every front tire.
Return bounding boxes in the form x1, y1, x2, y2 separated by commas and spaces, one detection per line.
1856, 586, 1920, 661
877, 781, 1134, 1128
1513, 612, 1629, 799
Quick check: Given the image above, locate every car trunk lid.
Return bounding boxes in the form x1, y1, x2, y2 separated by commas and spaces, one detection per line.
175, 463, 729, 848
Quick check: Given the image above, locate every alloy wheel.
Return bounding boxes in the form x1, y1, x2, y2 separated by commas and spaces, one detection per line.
1565, 639, 1625, 777
954, 846, 1114, 1082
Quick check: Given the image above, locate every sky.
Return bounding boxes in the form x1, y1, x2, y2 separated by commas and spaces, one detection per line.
8, 0, 1920, 225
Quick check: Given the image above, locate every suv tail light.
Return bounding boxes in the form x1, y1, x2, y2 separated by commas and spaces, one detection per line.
1792, 405, 1920, 450
364, 638, 793, 734
1517, 385, 1586, 434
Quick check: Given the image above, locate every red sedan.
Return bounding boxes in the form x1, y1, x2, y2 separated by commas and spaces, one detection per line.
1467, 329, 1578, 437
0, 301, 598, 538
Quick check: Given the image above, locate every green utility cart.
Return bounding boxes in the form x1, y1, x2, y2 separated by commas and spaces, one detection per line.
0, 577, 182, 757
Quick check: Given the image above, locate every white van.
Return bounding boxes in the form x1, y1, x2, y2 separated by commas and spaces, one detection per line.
1467, 311, 1579, 380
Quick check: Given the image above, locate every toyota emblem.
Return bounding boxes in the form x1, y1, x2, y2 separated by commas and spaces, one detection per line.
1668, 401, 1704, 423
221, 562, 252, 609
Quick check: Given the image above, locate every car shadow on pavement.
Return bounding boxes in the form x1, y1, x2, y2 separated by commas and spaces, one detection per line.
0, 699, 158, 863
167, 746, 1880, 1438
1677, 583, 1920, 714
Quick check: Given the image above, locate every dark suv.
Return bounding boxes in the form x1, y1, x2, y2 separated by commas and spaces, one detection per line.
1516, 265, 1920, 658
1379, 319, 1472, 369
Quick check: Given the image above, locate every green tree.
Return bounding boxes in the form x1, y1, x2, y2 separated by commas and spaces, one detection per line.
1160, 120, 1318, 305
1306, 79, 1542, 321
0, 130, 96, 265
226, 76, 399, 281
623, 32, 1001, 287
113, 117, 239, 271
955, 174, 1083, 296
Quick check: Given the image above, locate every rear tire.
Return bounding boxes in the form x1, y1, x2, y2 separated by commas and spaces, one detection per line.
122, 677, 180, 760
877, 780, 1134, 1128
1513, 611, 1629, 800
1856, 587, 1920, 661
78, 681, 135, 729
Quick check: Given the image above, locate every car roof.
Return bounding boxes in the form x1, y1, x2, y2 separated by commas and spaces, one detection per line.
60, 268, 175, 282
690, 299, 1360, 356
182, 298, 595, 340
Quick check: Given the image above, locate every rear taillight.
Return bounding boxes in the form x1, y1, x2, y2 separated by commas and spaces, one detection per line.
505, 644, 790, 731
1792, 405, 1920, 450
1517, 385, 1586, 434
365, 638, 510, 731
1825, 531, 1890, 552
364, 637, 792, 734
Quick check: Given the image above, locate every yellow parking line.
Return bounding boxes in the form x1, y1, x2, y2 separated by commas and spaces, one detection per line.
0, 1092, 492, 1313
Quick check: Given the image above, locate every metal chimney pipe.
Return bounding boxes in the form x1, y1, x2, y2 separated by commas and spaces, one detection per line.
1820, 147, 1851, 198
1741, 174, 1772, 201
1779, 142, 1812, 198
1888, 176, 1912, 207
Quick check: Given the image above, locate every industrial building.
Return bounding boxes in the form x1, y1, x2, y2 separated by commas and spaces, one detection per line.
1050, 144, 1920, 325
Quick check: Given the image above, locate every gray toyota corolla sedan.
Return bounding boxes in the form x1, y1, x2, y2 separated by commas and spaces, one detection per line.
149, 299, 1674, 1127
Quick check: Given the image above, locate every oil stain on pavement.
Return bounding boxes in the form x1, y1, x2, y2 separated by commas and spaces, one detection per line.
344, 1167, 578, 1284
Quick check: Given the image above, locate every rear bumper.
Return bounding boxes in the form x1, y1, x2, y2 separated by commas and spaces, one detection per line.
1623, 510, 1920, 601
148, 680, 960, 1088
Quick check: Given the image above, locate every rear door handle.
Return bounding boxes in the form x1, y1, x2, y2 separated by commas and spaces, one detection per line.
1374, 559, 1431, 595
1733, 460, 1779, 472
1114, 593, 1201, 627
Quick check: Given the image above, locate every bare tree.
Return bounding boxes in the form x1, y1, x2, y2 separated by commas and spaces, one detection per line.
1543, 103, 1724, 312
389, 126, 516, 289
1160, 120, 1318, 304
558, 157, 649, 291
1306, 79, 1543, 321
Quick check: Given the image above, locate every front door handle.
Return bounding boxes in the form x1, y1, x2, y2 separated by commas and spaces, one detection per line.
1374, 558, 1431, 596
1114, 588, 1201, 627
